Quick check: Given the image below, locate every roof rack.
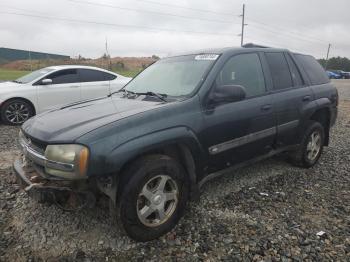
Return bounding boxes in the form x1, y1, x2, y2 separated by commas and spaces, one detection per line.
242, 43, 270, 48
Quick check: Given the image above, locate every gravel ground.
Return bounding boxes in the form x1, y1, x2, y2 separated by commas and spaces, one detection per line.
1, 81, 349, 261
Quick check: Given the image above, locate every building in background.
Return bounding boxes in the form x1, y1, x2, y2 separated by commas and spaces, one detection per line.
0, 47, 70, 63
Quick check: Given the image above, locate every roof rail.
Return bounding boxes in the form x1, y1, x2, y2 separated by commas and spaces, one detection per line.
242, 43, 270, 48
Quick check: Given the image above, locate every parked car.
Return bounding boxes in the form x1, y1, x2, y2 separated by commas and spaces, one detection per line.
0, 66, 131, 125
329, 69, 350, 79
14, 46, 338, 241
327, 71, 341, 79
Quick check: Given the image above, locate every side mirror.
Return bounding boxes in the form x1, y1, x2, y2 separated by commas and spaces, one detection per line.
41, 79, 53, 85
210, 84, 246, 104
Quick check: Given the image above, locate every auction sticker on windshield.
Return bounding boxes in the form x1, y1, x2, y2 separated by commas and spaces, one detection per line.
195, 54, 219, 60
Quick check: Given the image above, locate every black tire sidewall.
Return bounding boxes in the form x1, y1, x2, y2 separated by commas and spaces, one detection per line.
117, 155, 189, 242
1, 99, 34, 125
301, 122, 325, 167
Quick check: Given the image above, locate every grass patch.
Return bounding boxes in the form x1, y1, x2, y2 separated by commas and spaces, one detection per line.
113, 69, 142, 78
0, 69, 30, 81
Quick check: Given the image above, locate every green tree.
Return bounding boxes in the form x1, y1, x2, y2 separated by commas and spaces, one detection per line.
318, 56, 350, 71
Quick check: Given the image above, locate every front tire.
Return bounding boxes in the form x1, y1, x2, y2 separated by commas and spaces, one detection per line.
1, 99, 34, 125
290, 121, 325, 168
116, 154, 189, 242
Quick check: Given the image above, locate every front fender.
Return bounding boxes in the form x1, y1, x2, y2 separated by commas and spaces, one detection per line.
91, 126, 205, 177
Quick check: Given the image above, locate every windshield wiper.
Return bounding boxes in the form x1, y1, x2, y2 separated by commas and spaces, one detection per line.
135, 91, 167, 102
11, 80, 22, 83
110, 89, 167, 102
109, 89, 135, 97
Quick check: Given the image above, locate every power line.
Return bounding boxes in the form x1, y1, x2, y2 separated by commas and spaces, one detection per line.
248, 22, 327, 45
251, 14, 329, 40
0, 11, 237, 37
0, 4, 47, 15
134, 0, 234, 16
67, 0, 236, 24
244, 36, 317, 55
247, 18, 326, 44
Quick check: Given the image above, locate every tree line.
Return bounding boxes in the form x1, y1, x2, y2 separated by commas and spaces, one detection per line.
318, 57, 350, 71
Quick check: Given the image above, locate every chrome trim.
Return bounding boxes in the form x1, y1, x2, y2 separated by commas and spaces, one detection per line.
19, 137, 74, 172
277, 120, 299, 133
46, 159, 75, 172
209, 127, 277, 155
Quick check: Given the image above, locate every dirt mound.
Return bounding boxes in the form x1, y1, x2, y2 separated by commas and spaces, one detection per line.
1, 57, 157, 71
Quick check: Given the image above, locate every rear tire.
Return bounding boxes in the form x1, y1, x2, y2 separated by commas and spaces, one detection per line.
289, 121, 325, 168
115, 154, 189, 242
1, 99, 34, 125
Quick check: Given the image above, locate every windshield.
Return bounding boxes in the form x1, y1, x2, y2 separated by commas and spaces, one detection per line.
15, 68, 55, 84
124, 54, 219, 97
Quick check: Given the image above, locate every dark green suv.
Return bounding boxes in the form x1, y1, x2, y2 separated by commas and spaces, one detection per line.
14, 46, 338, 241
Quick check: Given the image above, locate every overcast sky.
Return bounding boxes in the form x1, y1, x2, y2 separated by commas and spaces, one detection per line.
0, 0, 349, 59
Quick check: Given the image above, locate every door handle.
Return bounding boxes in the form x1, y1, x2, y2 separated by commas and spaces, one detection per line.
261, 104, 272, 111
70, 85, 80, 88
302, 95, 311, 102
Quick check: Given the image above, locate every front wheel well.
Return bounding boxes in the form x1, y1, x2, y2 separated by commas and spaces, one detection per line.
117, 143, 199, 200
1, 97, 36, 115
309, 108, 330, 146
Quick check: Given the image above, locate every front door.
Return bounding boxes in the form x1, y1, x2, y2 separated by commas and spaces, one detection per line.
36, 69, 81, 112
201, 52, 276, 173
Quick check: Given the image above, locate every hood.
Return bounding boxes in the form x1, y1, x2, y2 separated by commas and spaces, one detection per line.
22, 95, 165, 143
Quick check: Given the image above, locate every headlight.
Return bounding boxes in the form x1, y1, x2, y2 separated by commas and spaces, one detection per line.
44, 144, 89, 179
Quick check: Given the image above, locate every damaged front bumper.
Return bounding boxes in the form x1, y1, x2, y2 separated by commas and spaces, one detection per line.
13, 157, 96, 209
13, 156, 119, 210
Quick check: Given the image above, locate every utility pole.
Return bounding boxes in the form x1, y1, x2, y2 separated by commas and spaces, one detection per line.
325, 43, 331, 70
239, 4, 247, 47
28, 50, 32, 71
105, 37, 112, 70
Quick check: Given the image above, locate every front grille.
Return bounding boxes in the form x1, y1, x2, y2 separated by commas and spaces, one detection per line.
22, 133, 46, 155
19, 132, 46, 168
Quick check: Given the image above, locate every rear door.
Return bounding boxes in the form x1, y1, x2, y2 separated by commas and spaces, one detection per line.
36, 69, 81, 112
201, 52, 276, 172
265, 52, 313, 147
78, 69, 116, 100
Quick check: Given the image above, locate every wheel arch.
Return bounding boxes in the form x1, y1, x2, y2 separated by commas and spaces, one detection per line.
106, 128, 205, 201
1, 97, 36, 115
309, 107, 331, 146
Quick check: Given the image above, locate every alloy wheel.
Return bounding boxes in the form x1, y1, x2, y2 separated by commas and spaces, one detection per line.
5, 102, 30, 124
136, 175, 179, 227
306, 130, 321, 161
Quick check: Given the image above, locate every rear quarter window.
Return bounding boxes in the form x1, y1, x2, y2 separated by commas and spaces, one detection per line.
294, 54, 329, 85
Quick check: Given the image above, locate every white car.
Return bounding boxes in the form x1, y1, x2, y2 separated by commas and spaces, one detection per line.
0, 65, 131, 125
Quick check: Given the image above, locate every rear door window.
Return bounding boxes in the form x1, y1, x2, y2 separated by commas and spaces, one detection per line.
78, 69, 116, 82
285, 53, 304, 87
265, 52, 293, 90
46, 69, 79, 84
294, 54, 329, 85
